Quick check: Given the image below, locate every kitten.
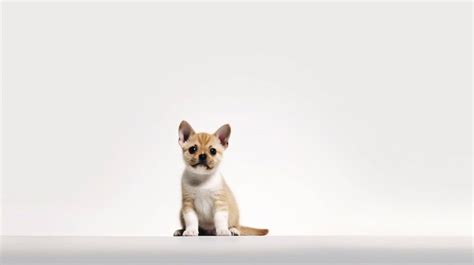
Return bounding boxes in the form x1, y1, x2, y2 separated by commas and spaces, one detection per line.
173, 121, 268, 236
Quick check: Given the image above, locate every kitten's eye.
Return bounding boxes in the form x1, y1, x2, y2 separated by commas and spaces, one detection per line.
209, 147, 217, 156
189, 145, 197, 154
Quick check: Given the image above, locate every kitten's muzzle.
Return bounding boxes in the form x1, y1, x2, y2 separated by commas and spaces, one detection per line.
192, 154, 212, 169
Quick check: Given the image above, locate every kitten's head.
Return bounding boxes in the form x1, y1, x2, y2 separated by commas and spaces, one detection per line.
178, 120, 231, 175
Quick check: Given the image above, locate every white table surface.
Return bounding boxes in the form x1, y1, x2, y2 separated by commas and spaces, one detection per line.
1, 236, 472, 264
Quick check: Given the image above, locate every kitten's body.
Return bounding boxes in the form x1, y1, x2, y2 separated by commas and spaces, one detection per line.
179, 170, 240, 236
174, 121, 268, 236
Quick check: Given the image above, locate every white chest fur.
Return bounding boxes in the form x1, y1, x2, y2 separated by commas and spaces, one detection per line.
193, 189, 215, 229
182, 170, 223, 230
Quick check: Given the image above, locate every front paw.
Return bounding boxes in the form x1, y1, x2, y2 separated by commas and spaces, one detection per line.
229, 227, 240, 236
216, 228, 231, 236
182, 228, 199, 236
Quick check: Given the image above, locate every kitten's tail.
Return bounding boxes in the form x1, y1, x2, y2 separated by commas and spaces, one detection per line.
239, 226, 269, 236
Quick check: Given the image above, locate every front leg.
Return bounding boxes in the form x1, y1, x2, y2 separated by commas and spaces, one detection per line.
182, 209, 199, 236
181, 189, 199, 236
214, 211, 231, 236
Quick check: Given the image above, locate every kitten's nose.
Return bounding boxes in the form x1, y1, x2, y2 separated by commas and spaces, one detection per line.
199, 153, 207, 161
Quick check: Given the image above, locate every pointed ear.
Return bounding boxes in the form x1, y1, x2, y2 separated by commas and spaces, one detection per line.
178, 120, 195, 147
214, 124, 231, 148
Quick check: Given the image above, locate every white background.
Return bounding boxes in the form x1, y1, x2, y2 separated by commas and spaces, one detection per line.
2, 2, 472, 236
